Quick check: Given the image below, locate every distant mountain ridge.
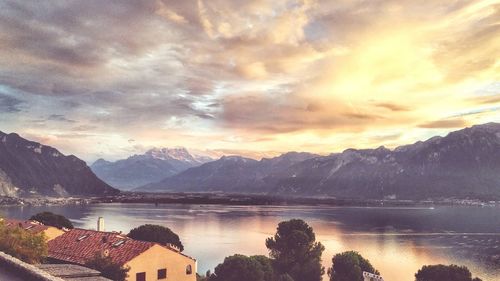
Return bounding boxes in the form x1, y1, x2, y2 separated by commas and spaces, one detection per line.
0, 131, 118, 197
138, 152, 320, 193
137, 123, 500, 200
91, 147, 212, 190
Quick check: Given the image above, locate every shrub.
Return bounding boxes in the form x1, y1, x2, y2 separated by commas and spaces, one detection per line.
0, 220, 48, 264
85, 253, 130, 281
30, 212, 73, 229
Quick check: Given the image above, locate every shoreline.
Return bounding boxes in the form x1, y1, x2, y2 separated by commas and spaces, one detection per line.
1, 192, 498, 208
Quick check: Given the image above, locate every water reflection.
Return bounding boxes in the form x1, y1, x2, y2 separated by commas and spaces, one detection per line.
1, 204, 498, 281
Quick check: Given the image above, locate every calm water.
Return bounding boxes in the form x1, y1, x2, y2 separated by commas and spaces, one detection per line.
1, 204, 499, 281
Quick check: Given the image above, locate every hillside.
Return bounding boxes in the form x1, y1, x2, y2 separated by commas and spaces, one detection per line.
0, 131, 119, 197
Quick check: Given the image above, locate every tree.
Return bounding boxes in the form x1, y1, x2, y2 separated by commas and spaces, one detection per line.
266, 219, 325, 281
328, 251, 379, 281
0, 220, 47, 263
276, 274, 295, 281
415, 264, 482, 281
251, 255, 276, 281
85, 253, 130, 281
208, 254, 276, 281
127, 224, 184, 251
197, 270, 211, 281
30, 212, 73, 229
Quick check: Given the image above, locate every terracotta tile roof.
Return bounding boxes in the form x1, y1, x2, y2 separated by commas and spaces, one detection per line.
1, 219, 50, 234
47, 229, 155, 266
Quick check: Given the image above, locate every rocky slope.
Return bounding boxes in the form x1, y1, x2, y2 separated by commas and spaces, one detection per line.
137, 123, 500, 200
0, 131, 118, 197
91, 147, 212, 190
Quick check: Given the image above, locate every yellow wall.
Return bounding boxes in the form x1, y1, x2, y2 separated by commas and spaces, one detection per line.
43, 227, 65, 241
125, 244, 197, 281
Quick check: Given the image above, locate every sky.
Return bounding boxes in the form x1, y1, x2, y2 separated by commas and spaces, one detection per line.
0, 0, 499, 162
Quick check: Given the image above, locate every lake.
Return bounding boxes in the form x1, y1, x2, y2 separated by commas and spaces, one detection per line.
1, 203, 499, 281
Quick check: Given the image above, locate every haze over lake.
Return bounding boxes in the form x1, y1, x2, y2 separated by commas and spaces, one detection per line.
1, 203, 498, 281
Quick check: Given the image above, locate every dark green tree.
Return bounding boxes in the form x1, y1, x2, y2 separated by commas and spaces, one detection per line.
277, 274, 295, 281
30, 212, 73, 229
197, 273, 208, 281
266, 219, 325, 281
328, 251, 379, 281
208, 254, 276, 281
127, 224, 184, 251
415, 264, 482, 281
197, 270, 211, 281
251, 255, 276, 281
85, 253, 130, 281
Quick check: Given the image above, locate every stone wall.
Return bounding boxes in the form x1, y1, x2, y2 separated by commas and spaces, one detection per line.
0, 251, 64, 281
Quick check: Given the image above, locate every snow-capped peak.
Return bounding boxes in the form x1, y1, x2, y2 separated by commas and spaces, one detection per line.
146, 147, 197, 162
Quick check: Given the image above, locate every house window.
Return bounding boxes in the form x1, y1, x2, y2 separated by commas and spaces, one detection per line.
136, 272, 146, 281
186, 264, 192, 275
158, 268, 167, 279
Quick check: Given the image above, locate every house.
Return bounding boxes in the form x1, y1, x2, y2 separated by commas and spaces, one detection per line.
47, 228, 197, 281
0, 218, 65, 241
363, 271, 384, 281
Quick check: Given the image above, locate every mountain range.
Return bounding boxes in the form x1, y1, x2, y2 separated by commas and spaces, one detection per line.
0, 131, 118, 197
139, 152, 319, 193
91, 148, 212, 190
137, 123, 500, 200
2, 123, 500, 200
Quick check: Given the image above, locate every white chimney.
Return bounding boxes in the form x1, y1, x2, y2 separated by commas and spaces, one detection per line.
97, 217, 105, 232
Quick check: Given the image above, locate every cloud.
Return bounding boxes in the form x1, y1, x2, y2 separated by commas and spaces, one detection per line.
219, 92, 388, 133
471, 94, 500, 105
375, 103, 409, 112
47, 114, 76, 123
419, 119, 468, 129
0, 92, 24, 113
72, 125, 97, 131
0, 0, 498, 161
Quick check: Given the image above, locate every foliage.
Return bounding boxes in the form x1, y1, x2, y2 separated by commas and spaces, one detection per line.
415, 264, 482, 281
197, 270, 212, 281
127, 224, 184, 251
328, 251, 379, 281
208, 254, 276, 281
85, 253, 130, 281
30, 212, 74, 229
0, 220, 48, 263
251, 255, 276, 281
266, 219, 325, 281
197, 273, 208, 281
276, 273, 295, 281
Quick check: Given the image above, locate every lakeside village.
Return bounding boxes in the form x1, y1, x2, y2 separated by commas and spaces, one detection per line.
0, 212, 486, 281
1, 192, 499, 208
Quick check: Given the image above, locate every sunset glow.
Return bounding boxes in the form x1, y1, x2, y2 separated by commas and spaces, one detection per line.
0, 0, 498, 161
